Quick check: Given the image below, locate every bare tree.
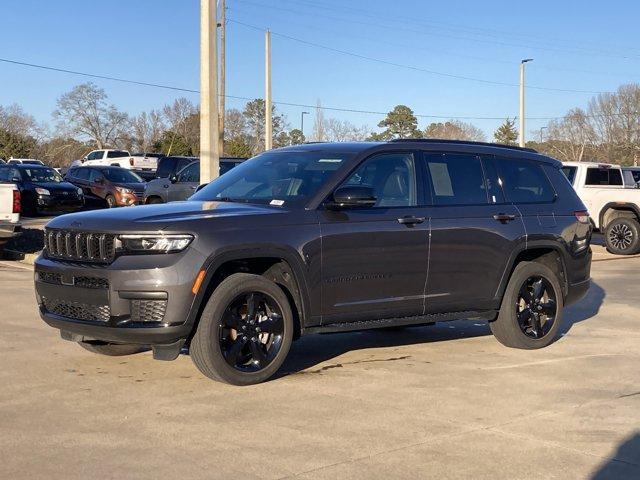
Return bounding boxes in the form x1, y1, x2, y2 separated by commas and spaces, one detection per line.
131, 110, 165, 152
162, 98, 199, 154
425, 120, 486, 142
544, 108, 594, 162
312, 100, 326, 142
323, 118, 369, 142
225, 108, 248, 140
53, 83, 128, 149
0, 103, 39, 136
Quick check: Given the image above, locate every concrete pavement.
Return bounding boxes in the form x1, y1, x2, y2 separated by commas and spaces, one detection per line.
0, 257, 638, 479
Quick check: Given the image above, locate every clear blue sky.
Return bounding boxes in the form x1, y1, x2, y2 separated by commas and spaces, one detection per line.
1, 0, 640, 139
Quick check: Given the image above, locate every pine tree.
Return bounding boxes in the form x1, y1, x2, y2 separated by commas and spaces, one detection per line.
494, 118, 518, 145
374, 105, 421, 140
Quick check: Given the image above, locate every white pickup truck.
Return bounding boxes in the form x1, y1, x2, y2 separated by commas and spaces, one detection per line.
0, 183, 21, 249
80, 149, 158, 171
562, 161, 640, 255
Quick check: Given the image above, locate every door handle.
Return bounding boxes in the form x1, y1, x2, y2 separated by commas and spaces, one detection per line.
397, 216, 426, 226
493, 213, 517, 223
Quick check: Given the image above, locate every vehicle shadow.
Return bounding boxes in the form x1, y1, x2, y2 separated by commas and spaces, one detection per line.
589, 432, 640, 479
278, 280, 606, 377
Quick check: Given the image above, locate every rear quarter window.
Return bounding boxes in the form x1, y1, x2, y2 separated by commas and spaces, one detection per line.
496, 158, 556, 204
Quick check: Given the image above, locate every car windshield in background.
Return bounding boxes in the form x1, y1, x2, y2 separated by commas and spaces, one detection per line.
22, 167, 63, 183
103, 169, 143, 183
0, 166, 20, 182
106, 150, 129, 158
191, 151, 352, 207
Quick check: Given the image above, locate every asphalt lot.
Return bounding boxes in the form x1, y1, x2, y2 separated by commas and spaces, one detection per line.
0, 254, 639, 479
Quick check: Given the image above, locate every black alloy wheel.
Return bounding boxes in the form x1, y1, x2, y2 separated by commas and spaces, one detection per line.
219, 292, 285, 372
516, 276, 557, 339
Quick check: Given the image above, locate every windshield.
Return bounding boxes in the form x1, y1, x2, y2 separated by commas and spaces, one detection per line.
22, 167, 63, 183
191, 150, 352, 207
103, 169, 143, 183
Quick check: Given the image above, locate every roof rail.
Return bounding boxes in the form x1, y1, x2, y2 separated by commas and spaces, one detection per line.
388, 138, 538, 153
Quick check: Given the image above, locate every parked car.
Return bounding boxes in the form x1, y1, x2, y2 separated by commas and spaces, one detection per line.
562, 161, 640, 254
7, 158, 45, 166
143, 158, 244, 204
80, 150, 139, 170
0, 164, 83, 216
0, 182, 21, 249
65, 166, 145, 208
35, 140, 592, 385
622, 167, 640, 188
154, 155, 199, 179
130, 152, 164, 171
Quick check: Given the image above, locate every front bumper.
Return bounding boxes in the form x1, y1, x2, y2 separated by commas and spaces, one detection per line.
37, 194, 84, 212
34, 247, 207, 350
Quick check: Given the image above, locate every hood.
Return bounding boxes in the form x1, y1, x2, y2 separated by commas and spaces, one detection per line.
32, 181, 79, 192
116, 182, 146, 192
46, 200, 287, 232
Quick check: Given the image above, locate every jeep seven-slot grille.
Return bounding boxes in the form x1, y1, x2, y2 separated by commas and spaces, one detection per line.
45, 229, 117, 264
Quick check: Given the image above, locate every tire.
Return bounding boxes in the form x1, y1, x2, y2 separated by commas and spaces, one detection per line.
190, 273, 294, 385
105, 195, 117, 208
490, 261, 563, 349
604, 218, 640, 255
79, 341, 147, 356
146, 196, 164, 204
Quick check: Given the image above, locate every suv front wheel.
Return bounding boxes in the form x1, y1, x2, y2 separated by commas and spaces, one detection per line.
190, 273, 294, 385
490, 261, 563, 349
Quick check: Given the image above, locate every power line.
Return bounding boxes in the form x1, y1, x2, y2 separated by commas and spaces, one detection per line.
228, 19, 612, 95
235, 0, 640, 61
279, 0, 640, 60
0, 57, 633, 122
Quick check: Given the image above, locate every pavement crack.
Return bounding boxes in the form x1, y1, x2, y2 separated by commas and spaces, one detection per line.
289, 355, 411, 376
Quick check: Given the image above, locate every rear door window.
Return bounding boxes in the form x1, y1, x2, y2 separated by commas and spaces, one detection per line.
424, 153, 488, 206
75, 168, 90, 180
496, 158, 556, 204
585, 167, 623, 186
106, 150, 129, 159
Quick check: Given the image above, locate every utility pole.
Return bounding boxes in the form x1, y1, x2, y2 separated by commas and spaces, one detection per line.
265, 29, 272, 151
539, 126, 547, 144
301, 111, 309, 135
519, 58, 533, 148
200, 0, 220, 183
218, 0, 225, 156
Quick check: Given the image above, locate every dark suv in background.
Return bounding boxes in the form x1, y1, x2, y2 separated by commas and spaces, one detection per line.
34, 140, 592, 385
143, 157, 245, 204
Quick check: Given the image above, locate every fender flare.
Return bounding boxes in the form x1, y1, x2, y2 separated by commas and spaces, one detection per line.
494, 241, 570, 302
183, 244, 312, 335
599, 202, 640, 229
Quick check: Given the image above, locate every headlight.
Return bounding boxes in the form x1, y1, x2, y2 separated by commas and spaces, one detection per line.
35, 187, 50, 195
118, 234, 193, 254
116, 186, 133, 194
77, 187, 83, 196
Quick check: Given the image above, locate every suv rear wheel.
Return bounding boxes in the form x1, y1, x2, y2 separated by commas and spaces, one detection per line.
490, 261, 563, 349
190, 273, 293, 385
604, 217, 640, 255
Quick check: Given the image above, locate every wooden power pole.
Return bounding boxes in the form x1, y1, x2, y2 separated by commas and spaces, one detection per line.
265, 29, 272, 151
218, 0, 225, 156
200, 0, 220, 183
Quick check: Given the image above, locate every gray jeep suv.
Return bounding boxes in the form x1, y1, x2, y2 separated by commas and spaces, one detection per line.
34, 140, 592, 385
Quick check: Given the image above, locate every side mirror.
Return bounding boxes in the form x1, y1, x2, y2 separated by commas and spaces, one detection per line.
327, 185, 377, 210
169, 175, 178, 184
195, 183, 208, 193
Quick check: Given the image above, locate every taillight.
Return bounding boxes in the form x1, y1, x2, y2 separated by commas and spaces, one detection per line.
129, 157, 134, 166
574, 210, 590, 224
13, 189, 21, 214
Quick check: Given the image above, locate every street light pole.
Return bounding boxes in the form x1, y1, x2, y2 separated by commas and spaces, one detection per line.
264, 29, 272, 151
519, 58, 533, 148
200, 0, 220, 183
539, 126, 547, 144
301, 111, 309, 135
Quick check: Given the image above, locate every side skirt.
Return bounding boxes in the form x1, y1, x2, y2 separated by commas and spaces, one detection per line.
305, 310, 498, 335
